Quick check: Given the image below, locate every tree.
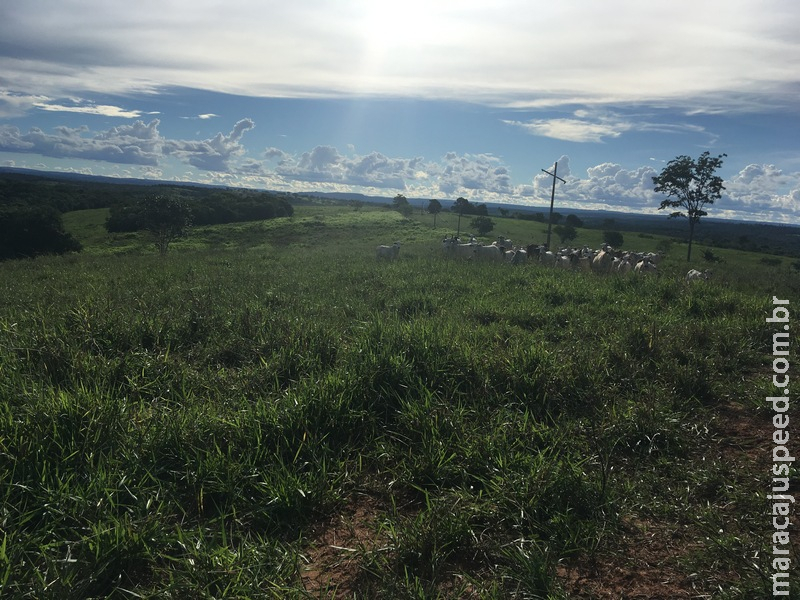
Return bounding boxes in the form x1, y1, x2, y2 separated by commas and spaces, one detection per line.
0, 205, 81, 260
140, 195, 192, 256
553, 224, 577, 245
471, 216, 495, 236
392, 194, 413, 216
453, 197, 469, 236
603, 230, 624, 248
427, 199, 442, 228
565, 214, 584, 228
652, 151, 726, 261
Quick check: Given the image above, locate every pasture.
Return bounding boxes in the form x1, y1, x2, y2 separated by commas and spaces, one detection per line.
0, 203, 797, 598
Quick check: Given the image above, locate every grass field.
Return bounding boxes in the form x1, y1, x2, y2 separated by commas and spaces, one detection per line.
1, 203, 797, 598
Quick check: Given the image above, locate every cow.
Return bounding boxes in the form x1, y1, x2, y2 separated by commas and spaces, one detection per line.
634, 259, 657, 275
376, 241, 401, 259
474, 244, 504, 262
686, 269, 712, 282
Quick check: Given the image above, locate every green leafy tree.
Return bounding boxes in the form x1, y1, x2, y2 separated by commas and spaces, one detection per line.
652, 151, 726, 261
392, 194, 413, 216
553, 224, 577, 245
470, 215, 495, 236
565, 214, 584, 228
427, 199, 442, 228
0, 205, 81, 260
603, 230, 624, 248
140, 195, 192, 256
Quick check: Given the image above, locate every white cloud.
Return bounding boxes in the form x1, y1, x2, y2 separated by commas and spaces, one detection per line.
507, 118, 629, 143
163, 118, 255, 171
34, 101, 142, 118
272, 146, 426, 190
1, 1, 798, 108
0, 122, 162, 165
505, 110, 715, 144
723, 163, 800, 214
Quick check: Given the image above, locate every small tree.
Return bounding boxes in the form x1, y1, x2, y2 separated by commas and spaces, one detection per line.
427, 199, 442, 228
392, 194, 413, 216
471, 216, 495, 236
652, 151, 726, 261
553, 224, 577, 245
140, 195, 192, 256
603, 230, 624, 248
565, 214, 584, 228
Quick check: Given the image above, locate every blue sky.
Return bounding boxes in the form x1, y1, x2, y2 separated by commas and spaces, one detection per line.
1, 0, 799, 224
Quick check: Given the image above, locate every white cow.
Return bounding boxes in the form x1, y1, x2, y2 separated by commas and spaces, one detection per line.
505, 247, 528, 265
475, 244, 504, 262
376, 242, 401, 259
686, 269, 712, 282
592, 248, 615, 273
443, 238, 477, 259
634, 259, 657, 275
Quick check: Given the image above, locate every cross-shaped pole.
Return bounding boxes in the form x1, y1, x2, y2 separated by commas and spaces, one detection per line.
541, 161, 566, 250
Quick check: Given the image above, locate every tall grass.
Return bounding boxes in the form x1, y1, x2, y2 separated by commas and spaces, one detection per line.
0, 206, 794, 597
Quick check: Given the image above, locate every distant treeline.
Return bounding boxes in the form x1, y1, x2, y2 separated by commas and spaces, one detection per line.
105, 189, 293, 232
0, 171, 295, 258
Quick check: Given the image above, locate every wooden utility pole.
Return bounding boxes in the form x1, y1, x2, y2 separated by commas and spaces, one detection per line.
541, 162, 566, 250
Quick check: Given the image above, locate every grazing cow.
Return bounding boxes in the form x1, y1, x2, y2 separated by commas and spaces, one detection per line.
616, 257, 633, 274
634, 259, 657, 275
495, 236, 513, 253
592, 247, 614, 273
475, 244, 504, 262
376, 241, 401, 259
577, 255, 593, 272
505, 247, 528, 265
686, 268, 712, 282
540, 250, 558, 267
443, 238, 478, 260
555, 255, 573, 270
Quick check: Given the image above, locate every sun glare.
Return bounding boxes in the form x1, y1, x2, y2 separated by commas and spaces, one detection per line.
355, 0, 467, 77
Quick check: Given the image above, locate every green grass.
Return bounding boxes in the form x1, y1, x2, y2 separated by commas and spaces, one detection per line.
0, 204, 796, 597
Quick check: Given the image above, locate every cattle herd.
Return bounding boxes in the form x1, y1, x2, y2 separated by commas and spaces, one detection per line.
376, 235, 713, 282
440, 235, 664, 275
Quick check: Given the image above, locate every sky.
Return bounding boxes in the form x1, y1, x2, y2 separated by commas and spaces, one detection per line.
1, 1, 799, 224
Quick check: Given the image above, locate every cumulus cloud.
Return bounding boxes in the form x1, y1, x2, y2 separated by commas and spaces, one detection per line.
724, 163, 800, 214
0, 117, 260, 173
0, 121, 162, 165
163, 118, 255, 171
437, 152, 513, 195
272, 145, 426, 190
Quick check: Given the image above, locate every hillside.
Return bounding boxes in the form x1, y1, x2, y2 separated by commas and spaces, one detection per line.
0, 203, 796, 597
